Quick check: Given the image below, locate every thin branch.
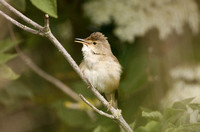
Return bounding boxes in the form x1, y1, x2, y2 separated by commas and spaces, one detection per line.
15, 47, 81, 102
44, 14, 49, 28
45, 32, 110, 106
0, 0, 43, 31
0, 11, 43, 36
0, 1, 133, 131
43, 14, 50, 35
7, 22, 81, 102
42, 13, 133, 132
45, 32, 87, 82
79, 94, 115, 119
45, 24, 133, 132
42, 19, 117, 115
7, 22, 99, 120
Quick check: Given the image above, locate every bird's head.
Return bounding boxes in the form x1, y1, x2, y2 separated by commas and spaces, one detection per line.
75, 32, 111, 56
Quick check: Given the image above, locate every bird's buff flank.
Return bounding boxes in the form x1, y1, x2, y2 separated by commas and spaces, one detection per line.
75, 32, 122, 108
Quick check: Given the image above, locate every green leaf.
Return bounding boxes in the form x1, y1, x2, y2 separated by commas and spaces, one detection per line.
30, 0, 57, 18
145, 121, 161, 132
11, 0, 26, 12
189, 104, 200, 111
175, 113, 190, 125
0, 53, 17, 64
0, 64, 19, 80
135, 121, 161, 132
163, 108, 185, 124
142, 111, 163, 121
165, 123, 200, 132
172, 98, 194, 110
0, 39, 19, 53
129, 121, 136, 131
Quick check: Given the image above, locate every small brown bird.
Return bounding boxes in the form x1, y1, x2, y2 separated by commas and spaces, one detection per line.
75, 32, 122, 108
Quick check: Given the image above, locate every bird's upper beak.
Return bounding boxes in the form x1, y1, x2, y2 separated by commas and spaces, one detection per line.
74, 38, 89, 45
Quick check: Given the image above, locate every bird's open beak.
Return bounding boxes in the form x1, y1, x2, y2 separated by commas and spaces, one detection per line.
74, 38, 88, 45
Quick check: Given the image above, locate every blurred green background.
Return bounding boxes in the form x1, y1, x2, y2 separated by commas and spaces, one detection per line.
1, 0, 200, 132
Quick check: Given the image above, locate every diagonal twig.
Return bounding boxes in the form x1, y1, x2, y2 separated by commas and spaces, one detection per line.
79, 94, 115, 119
44, 15, 133, 132
0, 0, 43, 31
0, 11, 43, 35
6, 22, 80, 102
44, 14, 49, 29
16, 47, 81, 102
0, 1, 134, 131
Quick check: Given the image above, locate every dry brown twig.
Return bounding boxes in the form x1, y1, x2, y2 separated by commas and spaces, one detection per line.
0, 10, 43, 35
17, 47, 81, 102
15, 46, 97, 119
0, 0, 133, 131
7, 22, 97, 119
7, 22, 81, 102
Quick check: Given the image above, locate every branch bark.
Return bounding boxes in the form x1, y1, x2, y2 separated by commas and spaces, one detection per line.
0, 1, 133, 131
79, 94, 115, 119
0, 0, 43, 30
0, 11, 43, 35
44, 28, 133, 132
16, 47, 81, 102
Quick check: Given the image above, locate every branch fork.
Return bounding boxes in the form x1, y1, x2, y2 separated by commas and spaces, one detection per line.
0, 1, 133, 131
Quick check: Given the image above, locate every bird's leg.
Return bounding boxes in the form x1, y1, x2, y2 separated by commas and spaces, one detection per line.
105, 92, 118, 111
105, 93, 112, 111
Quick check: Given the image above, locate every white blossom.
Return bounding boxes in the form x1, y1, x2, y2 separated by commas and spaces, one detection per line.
84, 0, 200, 42
162, 65, 200, 107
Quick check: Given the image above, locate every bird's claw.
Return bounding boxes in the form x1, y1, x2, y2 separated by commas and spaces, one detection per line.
106, 100, 113, 111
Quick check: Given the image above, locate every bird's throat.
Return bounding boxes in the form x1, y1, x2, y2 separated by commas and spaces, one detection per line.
82, 45, 104, 57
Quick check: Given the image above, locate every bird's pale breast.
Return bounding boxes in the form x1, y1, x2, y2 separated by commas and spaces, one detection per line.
80, 55, 121, 94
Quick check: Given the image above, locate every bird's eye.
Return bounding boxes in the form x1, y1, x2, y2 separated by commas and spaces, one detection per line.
93, 42, 97, 45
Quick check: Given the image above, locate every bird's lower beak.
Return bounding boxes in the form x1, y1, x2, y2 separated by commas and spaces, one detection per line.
74, 38, 88, 45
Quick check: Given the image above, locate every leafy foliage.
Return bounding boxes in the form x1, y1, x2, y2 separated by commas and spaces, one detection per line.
0, 38, 32, 112
142, 111, 163, 121
0, 39, 19, 81
0, 53, 17, 65
135, 98, 200, 132
30, 0, 57, 18
1, 0, 200, 132
0, 64, 19, 80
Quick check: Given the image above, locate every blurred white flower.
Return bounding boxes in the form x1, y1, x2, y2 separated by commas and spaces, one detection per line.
84, 0, 200, 42
188, 107, 199, 123
162, 65, 200, 107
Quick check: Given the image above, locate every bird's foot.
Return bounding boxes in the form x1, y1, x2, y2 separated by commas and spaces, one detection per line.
106, 100, 113, 111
